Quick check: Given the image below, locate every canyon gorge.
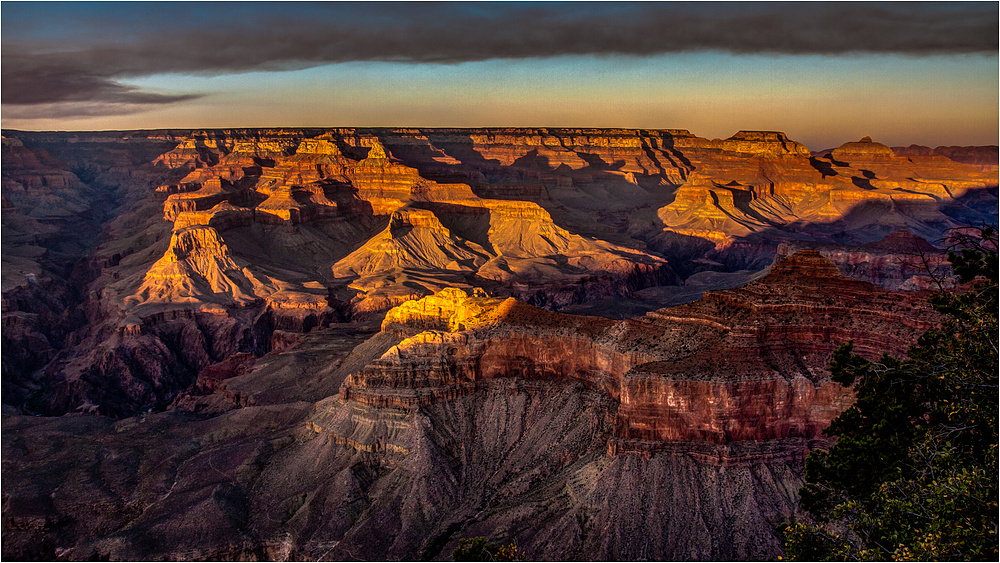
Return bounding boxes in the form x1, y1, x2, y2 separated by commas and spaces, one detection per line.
2, 127, 996, 560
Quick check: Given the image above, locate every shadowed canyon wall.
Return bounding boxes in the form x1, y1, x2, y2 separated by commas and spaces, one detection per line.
1, 251, 943, 561
3, 127, 993, 416
1, 127, 995, 560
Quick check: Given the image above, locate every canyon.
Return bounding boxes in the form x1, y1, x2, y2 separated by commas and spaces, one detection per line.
2, 128, 996, 560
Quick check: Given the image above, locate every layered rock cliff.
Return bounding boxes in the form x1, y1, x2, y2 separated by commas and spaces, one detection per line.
1, 127, 994, 560
3, 126, 993, 418
339, 251, 936, 454
774, 229, 954, 290
891, 144, 999, 171
657, 135, 996, 250
1, 251, 942, 561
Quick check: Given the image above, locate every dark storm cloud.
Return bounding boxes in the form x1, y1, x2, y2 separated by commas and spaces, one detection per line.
2, 50, 203, 106
3, 2, 996, 111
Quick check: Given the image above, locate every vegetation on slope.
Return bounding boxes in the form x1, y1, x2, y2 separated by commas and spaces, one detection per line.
452, 537, 526, 561
781, 226, 998, 561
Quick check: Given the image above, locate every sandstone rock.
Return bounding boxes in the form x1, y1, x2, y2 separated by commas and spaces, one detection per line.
381, 287, 506, 333
774, 230, 954, 291
131, 224, 270, 307
716, 130, 811, 156
331, 198, 671, 313
830, 135, 896, 161
340, 253, 936, 452
6, 127, 991, 420
172, 202, 254, 231
331, 205, 491, 278
894, 144, 999, 171
1, 128, 993, 562
656, 132, 996, 248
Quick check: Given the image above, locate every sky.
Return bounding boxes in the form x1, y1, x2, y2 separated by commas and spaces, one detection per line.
1, 1, 997, 150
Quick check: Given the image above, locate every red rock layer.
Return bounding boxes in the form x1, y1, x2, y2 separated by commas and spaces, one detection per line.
133, 128, 995, 321
657, 134, 996, 245
892, 144, 999, 171
338, 251, 938, 455
4, 127, 989, 419
775, 230, 954, 291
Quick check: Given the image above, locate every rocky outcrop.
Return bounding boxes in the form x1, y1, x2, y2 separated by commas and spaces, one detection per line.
1, 126, 994, 562
656, 133, 996, 248
830, 135, 896, 161
4, 126, 992, 420
332, 198, 673, 313
705, 130, 811, 157
132, 224, 269, 306
0, 251, 943, 562
775, 230, 953, 291
172, 202, 254, 231
892, 144, 999, 171
381, 287, 505, 333
613, 374, 852, 446
339, 252, 936, 455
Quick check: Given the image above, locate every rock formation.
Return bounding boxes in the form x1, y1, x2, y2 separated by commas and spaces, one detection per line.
340, 251, 936, 450
775, 229, 954, 291
892, 144, 999, 171
657, 134, 995, 249
3, 126, 994, 416
1, 126, 995, 561
1, 252, 942, 561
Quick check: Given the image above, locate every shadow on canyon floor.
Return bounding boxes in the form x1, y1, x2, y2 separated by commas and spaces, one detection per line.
561, 186, 998, 318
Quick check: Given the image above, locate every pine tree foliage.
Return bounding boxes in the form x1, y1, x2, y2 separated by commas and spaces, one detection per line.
452, 537, 526, 562
781, 226, 998, 561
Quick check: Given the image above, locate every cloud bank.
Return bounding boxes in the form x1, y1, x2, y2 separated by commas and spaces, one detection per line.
3, 2, 996, 116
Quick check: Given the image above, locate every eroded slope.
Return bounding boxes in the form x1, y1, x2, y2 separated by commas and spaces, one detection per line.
1, 251, 941, 561
1, 127, 994, 426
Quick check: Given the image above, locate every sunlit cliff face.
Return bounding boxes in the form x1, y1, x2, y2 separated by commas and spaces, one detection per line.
1, 124, 994, 561
1, 125, 990, 425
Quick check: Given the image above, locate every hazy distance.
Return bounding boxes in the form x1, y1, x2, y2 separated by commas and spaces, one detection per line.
2, 1, 997, 150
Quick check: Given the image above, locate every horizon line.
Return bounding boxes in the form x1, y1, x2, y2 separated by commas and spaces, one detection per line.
4, 126, 997, 152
